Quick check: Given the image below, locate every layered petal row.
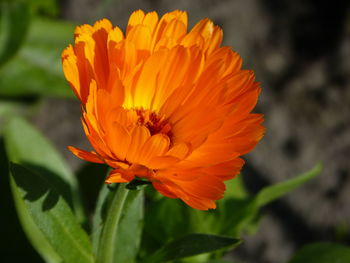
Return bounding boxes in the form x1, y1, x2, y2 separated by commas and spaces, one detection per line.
62, 10, 264, 210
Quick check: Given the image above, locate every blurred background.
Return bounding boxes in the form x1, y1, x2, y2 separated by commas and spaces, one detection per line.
1, 0, 349, 262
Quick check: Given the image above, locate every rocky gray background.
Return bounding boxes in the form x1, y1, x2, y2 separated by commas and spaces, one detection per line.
34, 0, 350, 262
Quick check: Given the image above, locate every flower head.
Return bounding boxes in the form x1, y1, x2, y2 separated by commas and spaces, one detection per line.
62, 10, 264, 210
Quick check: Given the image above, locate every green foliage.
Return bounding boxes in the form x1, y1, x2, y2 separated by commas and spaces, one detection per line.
144, 234, 241, 263
288, 242, 350, 263
9, 163, 94, 263
4, 117, 85, 221
113, 188, 144, 263
0, 1, 31, 66
0, 0, 329, 262
93, 184, 144, 263
255, 164, 322, 207
9, 162, 63, 263
0, 102, 24, 132
92, 184, 111, 254
4, 117, 89, 262
0, 18, 75, 97
0, 138, 45, 262
219, 163, 322, 237
0, 102, 22, 118
0, 0, 60, 68
141, 164, 322, 262
31, 0, 59, 17
3, 117, 322, 263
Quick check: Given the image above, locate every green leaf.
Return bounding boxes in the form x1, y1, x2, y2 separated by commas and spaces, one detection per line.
255, 164, 322, 207
31, 0, 59, 17
0, 102, 21, 117
222, 175, 248, 200
95, 184, 134, 263
144, 234, 241, 263
10, 163, 62, 263
0, 1, 31, 66
4, 117, 85, 221
0, 18, 74, 97
0, 139, 45, 262
218, 164, 322, 237
142, 164, 322, 260
0, 101, 25, 133
92, 184, 144, 263
10, 163, 94, 263
143, 198, 192, 246
288, 242, 350, 263
219, 198, 256, 237
142, 198, 224, 262
4, 117, 88, 262
92, 184, 111, 254
113, 187, 144, 263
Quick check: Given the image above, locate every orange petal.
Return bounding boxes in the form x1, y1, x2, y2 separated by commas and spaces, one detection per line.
62, 11, 265, 211
147, 156, 180, 169
152, 181, 177, 198
169, 174, 225, 203
106, 122, 131, 160
126, 10, 145, 33
154, 176, 218, 210
93, 18, 113, 32
106, 65, 124, 104
132, 50, 167, 109
67, 146, 104, 163
143, 11, 159, 35
126, 24, 152, 51
75, 34, 95, 68
151, 46, 190, 111
204, 158, 245, 180
107, 26, 124, 57
206, 26, 223, 55
81, 115, 110, 158
166, 143, 191, 159
183, 196, 217, 210
74, 24, 93, 38
126, 126, 151, 163
181, 18, 213, 48
72, 41, 94, 104
62, 45, 81, 100
153, 19, 186, 50
105, 168, 134, 183
138, 134, 170, 165
90, 20, 113, 87
85, 80, 98, 118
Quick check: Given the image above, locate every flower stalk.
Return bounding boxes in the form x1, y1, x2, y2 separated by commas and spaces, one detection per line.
96, 183, 129, 263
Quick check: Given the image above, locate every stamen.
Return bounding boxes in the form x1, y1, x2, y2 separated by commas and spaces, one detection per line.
133, 108, 173, 138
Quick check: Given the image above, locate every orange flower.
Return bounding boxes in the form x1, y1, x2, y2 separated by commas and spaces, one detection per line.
62, 10, 264, 210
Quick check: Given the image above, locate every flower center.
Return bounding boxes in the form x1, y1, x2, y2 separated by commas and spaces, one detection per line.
133, 108, 172, 138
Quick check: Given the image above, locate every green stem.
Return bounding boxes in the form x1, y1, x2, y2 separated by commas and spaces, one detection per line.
96, 184, 129, 263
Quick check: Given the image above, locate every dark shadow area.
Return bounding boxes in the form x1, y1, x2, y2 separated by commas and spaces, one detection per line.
0, 95, 39, 104
76, 162, 107, 214
10, 163, 60, 211
324, 169, 349, 200
0, 138, 44, 263
282, 137, 300, 159
261, 0, 349, 61
260, 0, 350, 94
20, 162, 75, 211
